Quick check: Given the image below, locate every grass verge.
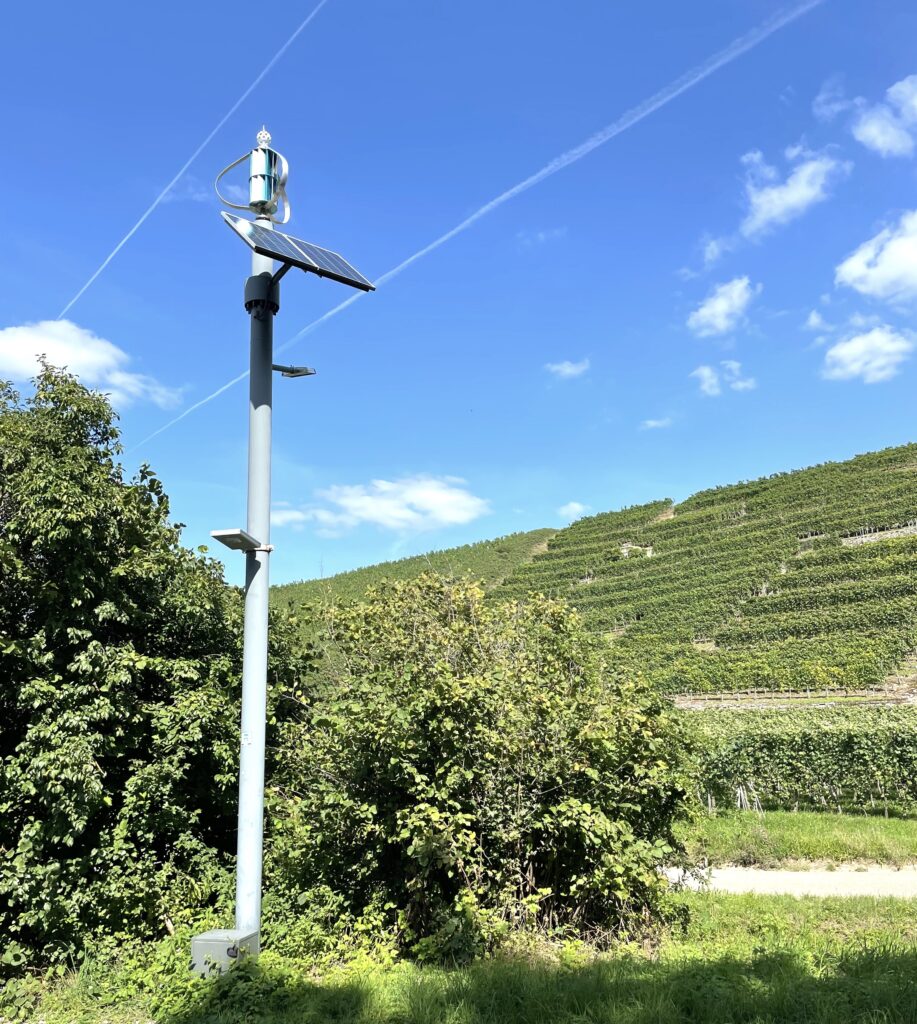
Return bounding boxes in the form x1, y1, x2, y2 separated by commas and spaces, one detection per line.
18, 894, 917, 1024
680, 809, 917, 867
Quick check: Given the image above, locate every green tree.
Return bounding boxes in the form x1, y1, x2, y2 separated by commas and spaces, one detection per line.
269, 574, 689, 960
0, 368, 307, 969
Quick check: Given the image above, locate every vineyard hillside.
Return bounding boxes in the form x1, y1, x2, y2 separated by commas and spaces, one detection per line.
492, 444, 917, 695
273, 527, 556, 609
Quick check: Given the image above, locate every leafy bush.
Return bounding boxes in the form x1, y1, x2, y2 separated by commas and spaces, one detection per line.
0, 369, 309, 972
269, 575, 689, 960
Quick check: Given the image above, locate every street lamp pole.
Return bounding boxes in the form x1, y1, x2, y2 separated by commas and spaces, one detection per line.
234, 127, 284, 941
191, 126, 374, 977
235, 209, 275, 940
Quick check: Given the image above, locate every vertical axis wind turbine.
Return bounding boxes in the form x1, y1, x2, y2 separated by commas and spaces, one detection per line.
190, 128, 374, 977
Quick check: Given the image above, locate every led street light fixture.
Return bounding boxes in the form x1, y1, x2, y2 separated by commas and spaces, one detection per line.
222, 212, 375, 292
272, 363, 315, 377
211, 528, 262, 552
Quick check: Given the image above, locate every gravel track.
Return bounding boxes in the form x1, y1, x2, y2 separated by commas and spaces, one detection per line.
668, 865, 917, 897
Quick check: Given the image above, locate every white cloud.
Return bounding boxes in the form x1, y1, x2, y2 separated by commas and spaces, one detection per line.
848, 311, 881, 329
690, 365, 721, 396
687, 276, 760, 336
720, 359, 757, 391
161, 174, 212, 204
822, 326, 913, 384
835, 209, 917, 304
851, 74, 917, 158
272, 475, 490, 535
853, 106, 914, 158
740, 148, 850, 238
517, 227, 567, 247
545, 358, 590, 379
687, 146, 846, 275
221, 182, 250, 204
813, 74, 917, 158
640, 417, 672, 430
889, 75, 917, 122
690, 361, 756, 396
270, 508, 310, 528
804, 309, 830, 331
702, 236, 729, 267
812, 76, 851, 122
558, 501, 588, 520
0, 319, 181, 409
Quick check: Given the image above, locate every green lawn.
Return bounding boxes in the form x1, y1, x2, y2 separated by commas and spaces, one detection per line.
26, 894, 917, 1023
680, 809, 917, 867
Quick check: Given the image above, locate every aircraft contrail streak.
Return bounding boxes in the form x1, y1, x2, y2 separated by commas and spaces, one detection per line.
132, 0, 825, 452
57, 0, 331, 320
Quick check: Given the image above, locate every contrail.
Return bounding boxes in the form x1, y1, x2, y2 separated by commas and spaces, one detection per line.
132, 0, 824, 452
57, 0, 331, 321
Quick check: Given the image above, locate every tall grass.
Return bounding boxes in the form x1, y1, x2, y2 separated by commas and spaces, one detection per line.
28, 895, 917, 1024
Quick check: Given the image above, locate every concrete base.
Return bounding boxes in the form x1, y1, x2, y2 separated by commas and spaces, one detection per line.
190, 928, 259, 977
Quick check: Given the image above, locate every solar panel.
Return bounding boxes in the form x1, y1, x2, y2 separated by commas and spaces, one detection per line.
222, 212, 375, 292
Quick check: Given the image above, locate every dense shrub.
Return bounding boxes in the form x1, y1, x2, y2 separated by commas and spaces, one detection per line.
0, 369, 309, 971
268, 575, 689, 960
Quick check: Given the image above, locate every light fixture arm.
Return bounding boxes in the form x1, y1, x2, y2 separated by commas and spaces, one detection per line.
272, 363, 316, 378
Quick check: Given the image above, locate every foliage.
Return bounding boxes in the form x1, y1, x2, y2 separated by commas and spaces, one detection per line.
14, 894, 917, 1023
0, 368, 310, 974
272, 528, 556, 612
686, 706, 917, 812
268, 574, 689, 960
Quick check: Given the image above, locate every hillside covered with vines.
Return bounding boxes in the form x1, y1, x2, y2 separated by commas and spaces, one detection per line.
273, 528, 555, 611
492, 444, 917, 694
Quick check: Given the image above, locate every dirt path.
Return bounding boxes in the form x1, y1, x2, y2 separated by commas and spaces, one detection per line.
668, 865, 917, 897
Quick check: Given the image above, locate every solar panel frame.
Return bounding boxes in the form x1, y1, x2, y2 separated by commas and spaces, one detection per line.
222, 213, 375, 292
245, 220, 319, 269
288, 239, 375, 292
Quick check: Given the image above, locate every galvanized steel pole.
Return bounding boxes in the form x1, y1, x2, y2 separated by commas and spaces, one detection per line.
235, 219, 276, 942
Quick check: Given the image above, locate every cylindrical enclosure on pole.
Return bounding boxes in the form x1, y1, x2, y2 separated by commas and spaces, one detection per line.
249, 146, 281, 210
234, 219, 276, 939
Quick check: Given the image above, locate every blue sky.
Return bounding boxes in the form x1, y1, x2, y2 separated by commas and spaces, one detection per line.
3, 0, 917, 585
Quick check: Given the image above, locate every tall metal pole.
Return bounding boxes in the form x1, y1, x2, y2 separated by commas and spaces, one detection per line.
235, 220, 275, 942
194, 126, 372, 975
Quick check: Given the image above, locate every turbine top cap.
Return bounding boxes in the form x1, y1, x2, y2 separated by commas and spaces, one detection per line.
256, 126, 272, 149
